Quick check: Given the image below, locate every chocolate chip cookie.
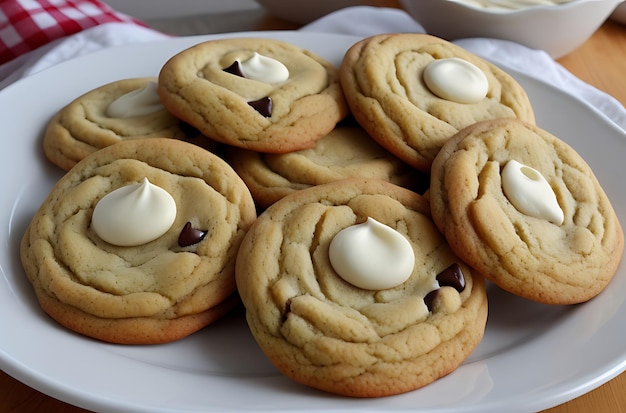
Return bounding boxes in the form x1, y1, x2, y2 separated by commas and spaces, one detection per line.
235, 178, 488, 396
21, 138, 256, 344
158, 37, 349, 153
429, 118, 623, 304
43, 77, 211, 171
340, 33, 535, 172
227, 122, 426, 208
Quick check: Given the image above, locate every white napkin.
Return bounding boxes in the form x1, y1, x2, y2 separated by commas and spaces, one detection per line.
302, 6, 626, 131
0, 22, 169, 90
1, 6, 624, 131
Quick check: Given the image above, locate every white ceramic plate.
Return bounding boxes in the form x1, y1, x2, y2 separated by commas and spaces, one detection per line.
1, 31, 625, 413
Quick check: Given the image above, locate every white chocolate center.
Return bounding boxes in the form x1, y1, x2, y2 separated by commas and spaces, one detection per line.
329, 217, 415, 290
501, 160, 564, 225
92, 178, 177, 246
239, 52, 289, 84
423, 57, 488, 104
106, 81, 164, 118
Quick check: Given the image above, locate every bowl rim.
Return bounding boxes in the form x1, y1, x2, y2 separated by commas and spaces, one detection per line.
437, 0, 624, 15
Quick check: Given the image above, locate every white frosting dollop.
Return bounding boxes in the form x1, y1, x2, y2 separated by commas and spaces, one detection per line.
106, 81, 164, 118
501, 160, 564, 225
423, 57, 489, 104
329, 217, 415, 290
92, 178, 177, 246
451, 0, 575, 10
239, 52, 289, 84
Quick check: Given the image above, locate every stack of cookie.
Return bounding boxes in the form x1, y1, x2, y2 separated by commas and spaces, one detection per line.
20, 33, 623, 398
339, 34, 623, 306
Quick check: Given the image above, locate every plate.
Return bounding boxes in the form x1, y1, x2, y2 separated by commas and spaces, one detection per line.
1, 31, 625, 413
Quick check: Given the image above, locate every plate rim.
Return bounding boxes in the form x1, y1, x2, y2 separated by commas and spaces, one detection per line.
1, 30, 625, 413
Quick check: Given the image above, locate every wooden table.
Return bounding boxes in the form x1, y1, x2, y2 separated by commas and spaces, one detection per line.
2, 5, 625, 413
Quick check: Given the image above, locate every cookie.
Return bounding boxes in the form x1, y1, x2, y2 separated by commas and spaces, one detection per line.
235, 178, 488, 397
158, 37, 349, 153
340, 33, 535, 172
43, 77, 213, 171
429, 118, 624, 304
21, 138, 257, 344
227, 122, 427, 208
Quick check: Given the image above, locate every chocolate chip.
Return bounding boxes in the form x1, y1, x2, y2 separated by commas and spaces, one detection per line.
436, 263, 465, 292
424, 290, 439, 312
248, 96, 272, 117
178, 222, 207, 247
282, 298, 293, 323
223, 60, 245, 78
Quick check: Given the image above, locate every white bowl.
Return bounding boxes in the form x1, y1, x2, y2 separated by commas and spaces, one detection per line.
255, 0, 383, 24
399, 0, 625, 58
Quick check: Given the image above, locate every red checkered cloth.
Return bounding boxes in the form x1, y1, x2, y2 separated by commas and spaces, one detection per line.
0, 0, 145, 65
